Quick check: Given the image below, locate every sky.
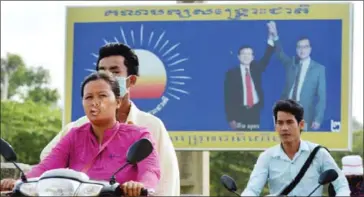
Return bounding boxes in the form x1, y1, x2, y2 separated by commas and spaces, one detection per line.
1, 1, 363, 123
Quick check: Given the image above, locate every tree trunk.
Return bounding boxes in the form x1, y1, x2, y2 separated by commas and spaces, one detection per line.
177, 0, 204, 3
1, 71, 9, 100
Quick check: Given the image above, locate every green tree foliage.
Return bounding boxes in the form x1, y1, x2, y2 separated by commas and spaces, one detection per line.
1, 53, 25, 99
0, 100, 62, 165
330, 130, 363, 163
0, 53, 62, 166
1, 53, 59, 104
210, 129, 363, 196
25, 87, 59, 105
210, 151, 268, 196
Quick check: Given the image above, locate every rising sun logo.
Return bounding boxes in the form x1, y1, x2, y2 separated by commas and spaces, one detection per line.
87, 24, 191, 115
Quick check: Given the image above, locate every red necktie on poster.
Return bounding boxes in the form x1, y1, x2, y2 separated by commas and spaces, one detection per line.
245, 67, 254, 108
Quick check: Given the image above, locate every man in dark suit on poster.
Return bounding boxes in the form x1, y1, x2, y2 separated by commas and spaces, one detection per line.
267, 21, 327, 130
224, 32, 275, 131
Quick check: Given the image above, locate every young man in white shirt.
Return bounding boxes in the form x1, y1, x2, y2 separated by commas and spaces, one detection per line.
40, 43, 180, 196
242, 99, 349, 196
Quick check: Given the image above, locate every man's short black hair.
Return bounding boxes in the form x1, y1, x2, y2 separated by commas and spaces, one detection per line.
273, 99, 304, 123
238, 45, 254, 55
297, 36, 311, 46
96, 42, 139, 76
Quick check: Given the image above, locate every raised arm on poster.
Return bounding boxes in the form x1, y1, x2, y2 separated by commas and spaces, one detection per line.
268, 21, 327, 130
224, 24, 275, 131
65, 3, 352, 150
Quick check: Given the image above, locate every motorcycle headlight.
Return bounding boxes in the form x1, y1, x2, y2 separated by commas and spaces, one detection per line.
76, 183, 103, 196
19, 182, 38, 196
36, 178, 81, 196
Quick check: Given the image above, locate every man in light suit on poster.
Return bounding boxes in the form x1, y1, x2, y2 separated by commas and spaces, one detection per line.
267, 21, 326, 130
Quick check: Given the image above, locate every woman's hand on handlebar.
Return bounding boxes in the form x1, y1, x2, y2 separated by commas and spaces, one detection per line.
121, 181, 144, 196
0, 179, 16, 191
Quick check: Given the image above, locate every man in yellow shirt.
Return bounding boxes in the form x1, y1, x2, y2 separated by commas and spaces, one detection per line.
40, 43, 180, 196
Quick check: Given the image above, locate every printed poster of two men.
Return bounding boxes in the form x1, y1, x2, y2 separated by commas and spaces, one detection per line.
224, 21, 330, 132
71, 19, 345, 133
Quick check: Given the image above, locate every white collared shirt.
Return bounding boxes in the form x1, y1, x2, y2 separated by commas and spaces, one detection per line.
241, 140, 350, 196
288, 57, 311, 101
40, 102, 180, 196
240, 65, 259, 106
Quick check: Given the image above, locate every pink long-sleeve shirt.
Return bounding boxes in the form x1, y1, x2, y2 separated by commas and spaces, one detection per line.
26, 122, 160, 189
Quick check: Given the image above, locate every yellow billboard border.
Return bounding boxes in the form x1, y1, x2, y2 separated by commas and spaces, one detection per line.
64, 2, 353, 151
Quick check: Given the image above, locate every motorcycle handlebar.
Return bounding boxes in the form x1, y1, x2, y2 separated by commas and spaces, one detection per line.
141, 188, 148, 196
0, 188, 149, 196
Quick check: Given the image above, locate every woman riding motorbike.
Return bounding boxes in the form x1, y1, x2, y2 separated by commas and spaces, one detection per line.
0, 71, 160, 196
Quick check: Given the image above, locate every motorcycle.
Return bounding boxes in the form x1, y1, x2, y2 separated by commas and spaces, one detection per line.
0, 137, 154, 196
220, 168, 338, 197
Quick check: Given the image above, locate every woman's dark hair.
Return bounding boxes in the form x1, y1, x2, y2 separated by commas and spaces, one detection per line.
96, 42, 139, 76
80, 71, 120, 98
273, 99, 304, 123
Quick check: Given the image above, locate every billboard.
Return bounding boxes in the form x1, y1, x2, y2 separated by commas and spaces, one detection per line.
65, 2, 353, 150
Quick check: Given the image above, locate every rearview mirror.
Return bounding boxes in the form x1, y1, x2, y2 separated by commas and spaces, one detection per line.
126, 138, 153, 164
0, 138, 17, 162
220, 174, 238, 192
318, 169, 338, 185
